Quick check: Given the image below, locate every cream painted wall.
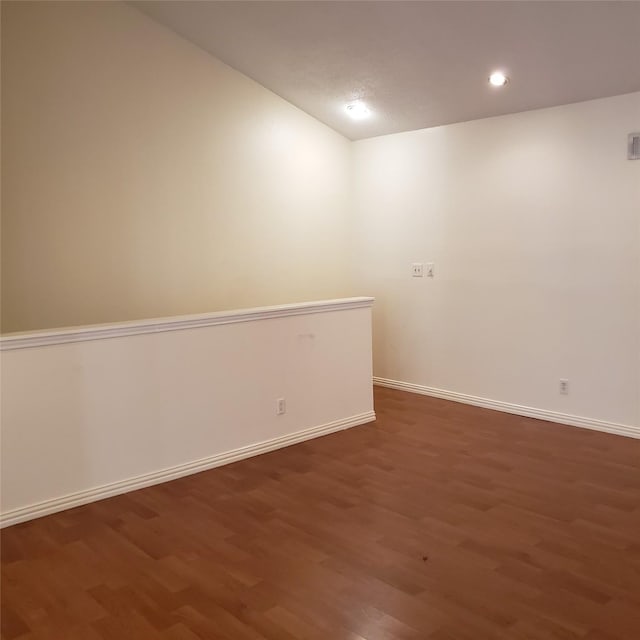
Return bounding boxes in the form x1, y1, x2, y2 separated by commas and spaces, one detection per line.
353, 93, 640, 428
1, 1, 353, 332
2, 2, 638, 432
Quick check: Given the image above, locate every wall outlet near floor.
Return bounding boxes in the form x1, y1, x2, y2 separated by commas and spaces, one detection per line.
559, 379, 569, 395
276, 398, 286, 415
411, 263, 424, 277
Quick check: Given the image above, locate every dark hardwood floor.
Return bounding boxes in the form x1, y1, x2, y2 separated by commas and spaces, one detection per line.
2, 386, 640, 639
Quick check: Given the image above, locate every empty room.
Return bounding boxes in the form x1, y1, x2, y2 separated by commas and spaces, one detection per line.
1, 1, 639, 639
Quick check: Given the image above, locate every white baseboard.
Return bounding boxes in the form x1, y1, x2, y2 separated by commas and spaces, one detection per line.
0, 410, 376, 528
373, 377, 639, 440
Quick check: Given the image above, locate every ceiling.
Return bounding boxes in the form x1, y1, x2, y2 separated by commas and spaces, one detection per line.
132, 1, 640, 141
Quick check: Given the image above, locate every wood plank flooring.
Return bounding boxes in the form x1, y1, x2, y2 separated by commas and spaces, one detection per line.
2, 386, 640, 639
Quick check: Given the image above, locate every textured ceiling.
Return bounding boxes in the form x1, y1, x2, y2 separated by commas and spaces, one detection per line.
132, 1, 640, 140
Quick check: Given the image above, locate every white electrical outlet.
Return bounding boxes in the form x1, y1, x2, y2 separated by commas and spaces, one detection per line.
276, 398, 286, 415
559, 379, 569, 395
426, 262, 435, 278
412, 263, 424, 277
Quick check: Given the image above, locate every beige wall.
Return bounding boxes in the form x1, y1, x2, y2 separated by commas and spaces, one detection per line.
2, 3, 638, 431
1, 1, 354, 332
352, 92, 640, 428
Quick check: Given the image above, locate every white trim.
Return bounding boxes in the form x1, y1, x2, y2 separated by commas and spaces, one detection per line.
0, 297, 375, 351
0, 410, 376, 528
374, 377, 639, 440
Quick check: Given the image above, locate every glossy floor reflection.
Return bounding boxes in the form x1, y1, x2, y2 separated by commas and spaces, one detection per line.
2, 386, 640, 639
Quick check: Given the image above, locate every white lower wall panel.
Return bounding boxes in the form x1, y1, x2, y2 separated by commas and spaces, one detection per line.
0, 298, 375, 526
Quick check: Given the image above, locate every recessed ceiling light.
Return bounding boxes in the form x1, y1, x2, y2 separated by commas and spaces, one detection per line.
345, 101, 370, 119
488, 71, 509, 87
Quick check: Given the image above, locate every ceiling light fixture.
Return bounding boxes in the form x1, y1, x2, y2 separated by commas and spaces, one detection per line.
488, 71, 509, 87
345, 101, 370, 119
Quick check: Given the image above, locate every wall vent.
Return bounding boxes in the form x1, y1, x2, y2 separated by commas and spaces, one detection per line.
629, 133, 640, 160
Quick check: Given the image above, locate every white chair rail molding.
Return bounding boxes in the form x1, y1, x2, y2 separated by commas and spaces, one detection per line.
0, 297, 375, 527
